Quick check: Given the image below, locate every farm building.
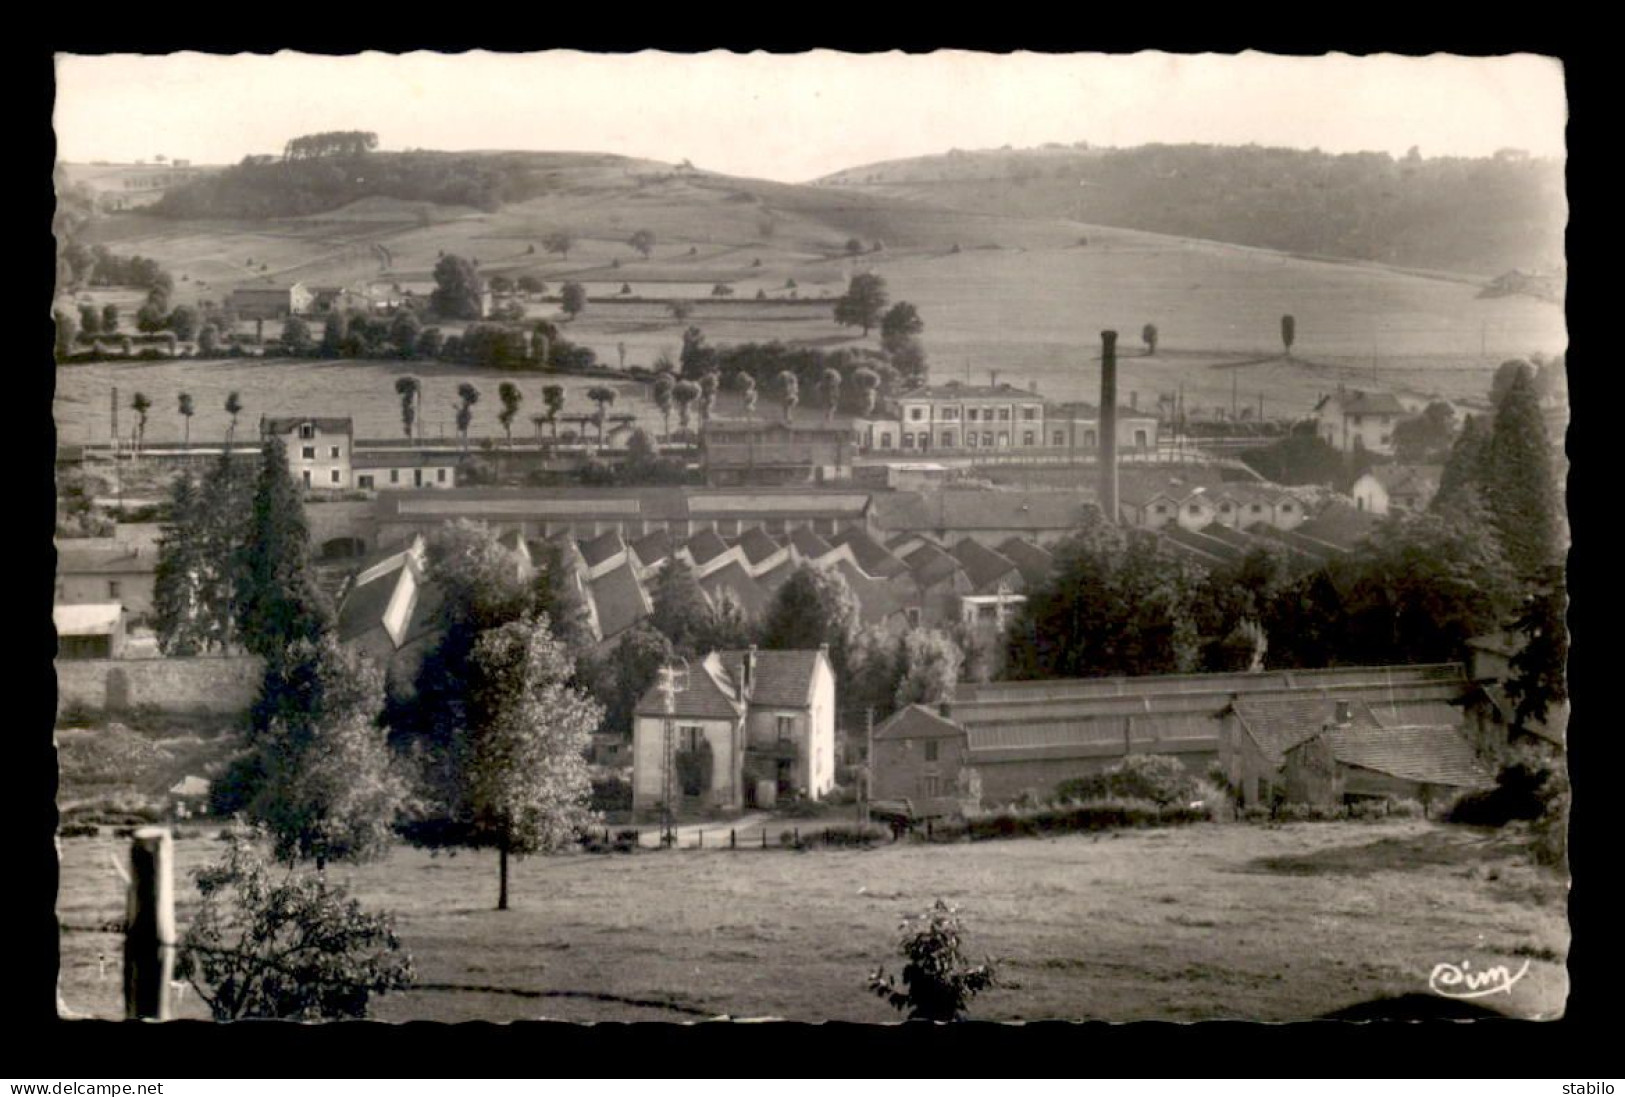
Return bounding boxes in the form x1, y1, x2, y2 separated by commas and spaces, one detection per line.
261, 416, 353, 491
54, 603, 126, 660
55, 541, 158, 620
229, 282, 315, 320
1351, 465, 1444, 516
352, 451, 460, 490
1314, 388, 1408, 455
1280, 723, 1494, 810
700, 420, 855, 486
631, 647, 836, 812
870, 704, 979, 818
940, 663, 1486, 806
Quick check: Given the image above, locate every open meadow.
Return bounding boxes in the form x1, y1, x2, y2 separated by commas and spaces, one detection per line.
56, 819, 1568, 1023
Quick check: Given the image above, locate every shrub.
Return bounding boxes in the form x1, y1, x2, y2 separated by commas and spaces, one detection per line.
1240, 805, 1273, 824
778, 829, 804, 850
868, 900, 998, 1022
56, 699, 101, 729
590, 776, 633, 814
1055, 755, 1199, 807
1350, 800, 1388, 821
1446, 756, 1561, 826
814, 823, 887, 848
1276, 803, 1313, 822
1387, 798, 1424, 819
178, 830, 414, 1020
59, 822, 101, 839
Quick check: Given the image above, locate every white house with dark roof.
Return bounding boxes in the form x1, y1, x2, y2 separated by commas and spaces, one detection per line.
1314, 389, 1409, 455
351, 450, 459, 491
631, 646, 836, 811
1351, 464, 1443, 516
261, 416, 354, 490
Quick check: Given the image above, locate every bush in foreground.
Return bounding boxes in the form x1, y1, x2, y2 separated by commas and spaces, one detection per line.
868, 899, 998, 1022
178, 829, 415, 1020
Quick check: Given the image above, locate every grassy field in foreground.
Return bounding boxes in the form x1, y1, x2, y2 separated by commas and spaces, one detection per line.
56, 819, 1568, 1023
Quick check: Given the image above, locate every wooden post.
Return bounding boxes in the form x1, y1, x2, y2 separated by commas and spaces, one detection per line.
730, 829, 737, 850
761, 829, 767, 849
123, 827, 174, 1020
698, 829, 703, 849
793, 827, 799, 845
926, 818, 933, 841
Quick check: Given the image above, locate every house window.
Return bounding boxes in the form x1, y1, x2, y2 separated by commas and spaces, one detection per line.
1135, 430, 1148, 447
301, 446, 316, 460
997, 408, 1010, 421
997, 432, 1009, 447
777, 716, 795, 742
942, 407, 959, 421
1022, 407, 1037, 421
909, 407, 924, 421
1251, 504, 1264, 514
966, 433, 978, 448
1188, 504, 1201, 515
679, 725, 703, 752
330, 445, 342, 459
390, 469, 400, 484
1154, 505, 1168, 516
437, 468, 448, 483
920, 775, 942, 797
967, 409, 979, 422
941, 431, 956, 448
330, 469, 341, 484
879, 432, 893, 449
1023, 431, 1035, 446
108, 580, 121, 599
1280, 503, 1295, 513
302, 470, 311, 488
300, 424, 315, 439
925, 740, 939, 762
902, 433, 915, 449
1220, 503, 1233, 513
982, 432, 994, 447
358, 475, 374, 489
1084, 431, 1097, 448
1053, 431, 1065, 446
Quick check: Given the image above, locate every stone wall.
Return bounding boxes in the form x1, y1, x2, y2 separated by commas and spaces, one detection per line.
56, 655, 264, 717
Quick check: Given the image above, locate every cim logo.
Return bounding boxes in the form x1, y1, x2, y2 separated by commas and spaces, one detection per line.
1428, 958, 1532, 999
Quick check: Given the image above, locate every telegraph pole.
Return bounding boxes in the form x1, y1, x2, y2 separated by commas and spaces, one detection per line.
659, 664, 677, 849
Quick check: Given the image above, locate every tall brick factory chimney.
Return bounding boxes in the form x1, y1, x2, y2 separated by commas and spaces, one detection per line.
1099, 330, 1119, 524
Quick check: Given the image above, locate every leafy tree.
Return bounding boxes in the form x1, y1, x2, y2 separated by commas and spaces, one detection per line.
1142, 323, 1159, 355
1482, 366, 1560, 579
320, 312, 348, 358
737, 372, 758, 419
586, 386, 617, 442
673, 379, 700, 438
543, 231, 575, 260
894, 629, 963, 712
235, 437, 334, 660
1240, 428, 1346, 487
778, 370, 800, 424
152, 472, 208, 655
760, 564, 861, 678
517, 275, 545, 295
868, 900, 998, 1022
415, 327, 444, 359
652, 373, 676, 438
880, 302, 924, 354
1392, 400, 1457, 463
834, 272, 890, 336
628, 229, 656, 259
497, 382, 523, 447
697, 371, 720, 428
1506, 570, 1568, 734
78, 303, 100, 337
389, 309, 422, 358
101, 303, 119, 333
648, 560, 711, 657
154, 455, 252, 654
853, 368, 881, 416
177, 392, 195, 450
130, 392, 152, 457
453, 616, 602, 909
169, 305, 200, 342
541, 385, 565, 439
393, 376, 421, 444
197, 324, 220, 357
178, 831, 414, 1020
591, 622, 674, 740
679, 326, 716, 379
699, 587, 755, 653
1005, 514, 1203, 680
819, 368, 843, 423
1280, 314, 1296, 357
845, 237, 864, 257
244, 637, 410, 869
54, 308, 79, 359
1491, 359, 1536, 408
454, 383, 481, 450
275, 314, 309, 353
669, 300, 694, 323
135, 301, 168, 334
1432, 413, 1490, 515
430, 254, 485, 320
528, 540, 595, 654
560, 281, 587, 319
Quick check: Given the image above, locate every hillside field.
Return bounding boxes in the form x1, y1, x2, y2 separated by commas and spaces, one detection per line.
56, 819, 1567, 1023
63, 156, 1567, 432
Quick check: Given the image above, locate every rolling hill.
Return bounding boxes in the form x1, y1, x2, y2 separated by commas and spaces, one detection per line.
60, 148, 1567, 428
815, 143, 1567, 278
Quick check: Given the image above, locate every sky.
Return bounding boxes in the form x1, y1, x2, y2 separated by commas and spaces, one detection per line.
53, 50, 1567, 182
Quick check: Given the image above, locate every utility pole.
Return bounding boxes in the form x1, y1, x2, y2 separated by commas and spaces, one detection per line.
862, 707, 875, 827
1231, 368, 1238, 420
659, 664, 677, 849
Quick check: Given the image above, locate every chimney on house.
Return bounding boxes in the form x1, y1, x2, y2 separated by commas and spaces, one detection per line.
938, 699, 954, 720
1099, 330, 1120, 524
